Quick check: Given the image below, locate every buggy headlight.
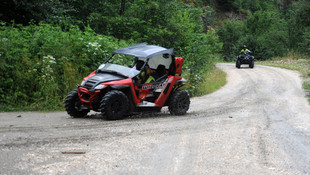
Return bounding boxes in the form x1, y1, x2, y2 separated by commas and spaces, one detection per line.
95, 84, 107, 90
81, 80, 86, 86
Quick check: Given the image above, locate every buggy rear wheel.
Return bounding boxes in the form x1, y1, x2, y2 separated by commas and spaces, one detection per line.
65, 89, 90, 118
169, 89, 190, 115
100, 90, 129, 120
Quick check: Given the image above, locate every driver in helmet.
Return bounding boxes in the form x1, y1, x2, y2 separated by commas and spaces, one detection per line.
135, 60, 155, 84
240, 45, 249, 54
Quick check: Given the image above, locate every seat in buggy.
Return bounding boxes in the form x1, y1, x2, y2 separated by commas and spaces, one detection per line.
153, 64, 167, 81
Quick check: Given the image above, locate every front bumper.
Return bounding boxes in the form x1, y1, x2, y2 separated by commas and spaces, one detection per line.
77, 87, 100, 108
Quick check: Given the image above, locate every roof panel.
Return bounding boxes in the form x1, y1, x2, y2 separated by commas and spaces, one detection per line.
113, 43, 174, 58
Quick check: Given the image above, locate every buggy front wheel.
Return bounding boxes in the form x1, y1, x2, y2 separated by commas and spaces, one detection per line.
100, 90, 129, 120
65, 89, 89, 118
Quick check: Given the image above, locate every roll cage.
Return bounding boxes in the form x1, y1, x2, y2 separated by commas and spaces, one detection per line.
104, 43, 177, 76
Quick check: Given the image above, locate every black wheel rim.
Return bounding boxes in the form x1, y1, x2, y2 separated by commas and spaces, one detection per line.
111, 100, 122, 114
74, 99, 83, 111
178, 96, 188, 110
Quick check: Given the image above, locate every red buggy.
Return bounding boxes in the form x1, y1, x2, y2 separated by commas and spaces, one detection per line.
65, 43, 190, 120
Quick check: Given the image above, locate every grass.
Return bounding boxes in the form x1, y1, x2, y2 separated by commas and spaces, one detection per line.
191, 67, 227, 97
257, 54, 310, 103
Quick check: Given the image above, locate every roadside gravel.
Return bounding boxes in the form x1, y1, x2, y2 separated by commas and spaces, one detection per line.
1, 63, 310, 175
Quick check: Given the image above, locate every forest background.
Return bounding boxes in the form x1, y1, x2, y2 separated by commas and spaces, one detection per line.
0, 0, 309, 111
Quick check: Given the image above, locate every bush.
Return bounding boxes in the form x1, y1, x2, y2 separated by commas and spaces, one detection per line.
0, 22, 131, 111
299, 28, 310, 55
217, 19, 244, 61
287, 1, 310, 53
0, 1, 224, 110
181, 31, 222, 96
217, 9, 288, 60
165, 4, 222, 96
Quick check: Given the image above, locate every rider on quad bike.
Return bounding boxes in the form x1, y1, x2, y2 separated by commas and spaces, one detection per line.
240, 45, 249, 54
236, 45, 254, 69
65, 43, 190, 120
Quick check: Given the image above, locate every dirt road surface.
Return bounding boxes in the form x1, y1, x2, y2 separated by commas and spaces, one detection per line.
1, 63, 310, 175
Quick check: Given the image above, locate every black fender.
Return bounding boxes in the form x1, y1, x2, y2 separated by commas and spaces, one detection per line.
110, 85, 131, 90
164, 78, 187, 106
174, 78, 187, 89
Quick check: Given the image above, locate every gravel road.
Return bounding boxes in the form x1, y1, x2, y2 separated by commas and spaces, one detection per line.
1, 63, 310, 175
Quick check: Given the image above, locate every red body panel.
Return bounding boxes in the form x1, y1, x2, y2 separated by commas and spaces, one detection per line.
83, 70, 96, 81
137, 88, 150, 101
155, 76, 182, 106
79, 72, 183, 108
103, 78, 132, 85
175, 57, 184, 75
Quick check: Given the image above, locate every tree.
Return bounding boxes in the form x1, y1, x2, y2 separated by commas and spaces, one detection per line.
287, 1, 310, 53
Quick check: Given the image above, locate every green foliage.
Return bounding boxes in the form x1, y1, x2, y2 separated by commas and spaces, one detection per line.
0, 22, 131, 111
88, 0, 223, 95
216, 0, 310, 60
287, 1, 310, 53
0, 0, 224, 110
246, 10, 288, 59
299, 28, 310, 55
6, 0, 310, 110
193, 67, 226, 97
216, 20, 244, 61
217, 0, 238, 11
217, 7, 289, 60
222, 0, 282, 12
164, 4, 222, 95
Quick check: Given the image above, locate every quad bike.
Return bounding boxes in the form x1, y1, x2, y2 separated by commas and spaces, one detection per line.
65, 43, 190, 120
236, 50, 254, 68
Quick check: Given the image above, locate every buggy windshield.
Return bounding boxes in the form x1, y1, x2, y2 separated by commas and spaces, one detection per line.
97, 63, 140, 78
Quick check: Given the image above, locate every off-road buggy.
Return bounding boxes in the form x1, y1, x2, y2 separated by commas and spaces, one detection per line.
65, 43, 190, 120
236, 50, 254, 68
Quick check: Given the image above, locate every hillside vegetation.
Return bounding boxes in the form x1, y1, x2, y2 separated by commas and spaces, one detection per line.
215, 0, 310, 60
0, 0, 309, 111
